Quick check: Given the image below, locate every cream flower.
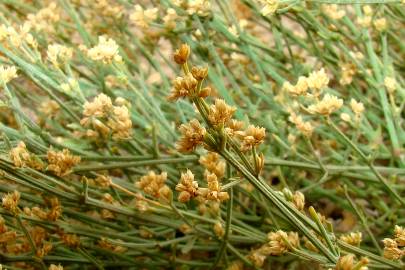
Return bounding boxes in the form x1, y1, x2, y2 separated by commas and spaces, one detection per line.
308, 94, 343, 115
87, 36, 122, 63
0, 66, 18, 85
130, 5, 158, 29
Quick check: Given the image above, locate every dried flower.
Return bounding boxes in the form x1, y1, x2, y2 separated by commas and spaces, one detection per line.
266, 230, 299, 255
340, 113, 351, 122
339, 63, 357, 86
176, 119, 206, 153
374, 18, 387, 31
340, 232, 362, 246
47, 197, 62, 221
208, 99, 237, 126
336, 254, 355, 270
187, 0, 211, 16
61, 233, 80, 248
357, 16, 372, 28
39, 100, 60, 117
136, 171, 169, 199
258, 0, 279, 16
173, 43, 190, 65
107, 105, 132, 140
27, 3, 60, 32
289, 113, 314, 137
214, 222, 225, 237
384, 77, 397, 93
176, 170, 198, 203
36, 242, 53, 257
199, 152, 226, 178
382, 238, 403, 260
81, 94, 132, 140
307, 68, 329, 92
2, 190, 20, 215
87, 36, 122, 63
322, 4, 346, 20
163, 8, 178, 29
98, 238, 127, 253
292, 191, 305, 211
191, 66, 208, 81
0, 65, 17, 85
308, 94, 343, 115
47, 44, 73, 66
129, 5, 158, 29
350, 99, 364, 116
167, 73, 198, 101
248, 250, 267, 267
394, 225, 405, 247
49, 264, 63, 270
47, 149, 81, 176
0, 231, 17, 243
225, 119, 244, 138
237, 125, 266, 151
283, 76, 309, 96
198, 172, 229, 202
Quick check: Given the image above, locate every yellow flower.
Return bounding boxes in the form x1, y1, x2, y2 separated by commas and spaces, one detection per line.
208, 99, 237, 126
307, 68, 329, 91
175, 170, 198, 203
87, 36, 122, 63
2, 190, 20, 215
136, 171, 168, 199
382, 238, 403, 260
237, 125, 266, 151
47, 44, 73, 66
350, 99, 364, 115
176, 119, 206, 153
384, 77, 397, 93
46, 149, 81, 176
322, 4, 346, 20
0, 65, 18, 85
308, 94, 343, 115
289, 113, 314, 137
130, 5, 158, 29
340, 232, 362, 246
259, 0, 279, 16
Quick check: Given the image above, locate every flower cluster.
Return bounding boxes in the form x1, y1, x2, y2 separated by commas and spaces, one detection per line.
257, 0, 279, 16
236, 125, 266, 152
136, 171, 171, 201
336, 254, 369, 270
289, 113, 314, 137
283, 69, 329, 97
199, 152, 226, 178
47, 44, 73, 66
308, 94, 343, 116
2, 190, 20, 215
249, 230, 299, 267
382, 225, 405, 260
198, 172, 229, 202
0, 65, 18, 85
176, 119, 206, 153
208, 99, 236, 127
130, 5, 158, 29
340, 232, 362, 246
9, 141, 44, 170
80, 93, 132, 141
87, 36, 122, 63
175, 170, 199, 203
46, 149, 81, 176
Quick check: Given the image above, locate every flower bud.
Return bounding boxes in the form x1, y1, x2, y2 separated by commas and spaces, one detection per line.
173, 43, 190, 65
